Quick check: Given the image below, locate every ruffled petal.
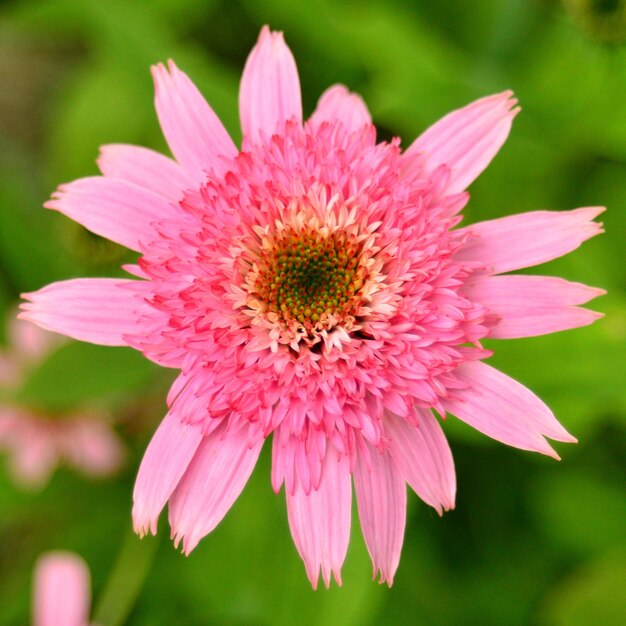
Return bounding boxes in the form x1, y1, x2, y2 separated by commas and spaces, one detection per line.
309, 85, 372, 133
464, 275, 605, 338
353, 441, 406, 586
33, 552, 91, 626
98, 144, 195, 203
152, 60, 237, 181
168, 421, 264, 554
455, 207, 605, 274
20, 278, 147, 346
132, 409, 203, 536
44, 177, 179, 251
405, 91, 519, 194
385, 409, 456, 514
443, 361, 577, 458
239, 26, 302, 144
286, 444, 351, 589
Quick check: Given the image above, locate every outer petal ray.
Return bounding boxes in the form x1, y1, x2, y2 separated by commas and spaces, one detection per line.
443, 361, 577, 458
455, 207, 605, 274
309, 85, 372, 134
20, 278, 147, 346
168, 421, 264, 554
98, 144, 195, 203
385, 409, 456, 513
152, 60, 238, 181
44, 177, 180, 252
354, 441, 406, 586
464, 275, 605, 338
286, 444, 351, 589
239, 26, 302, 144
405, 91, 519, 193
133, 409, 204, 536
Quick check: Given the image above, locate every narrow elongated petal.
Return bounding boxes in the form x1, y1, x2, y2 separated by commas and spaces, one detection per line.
455, 207, 605, 274
239, 26, 302, 144
45, 177, 179, 251
464, 275, 605, 338
152, 61, 237, 181
168, 421, 264, 554
354, 442, 406, 586
309, 85, 372, 133
443, 361, 576, 458
20, 278, 145, 346
385, 409, 456, 513
133, 410, 203, 536
405, 91, 518, 194
33, 552, 90, 626
286, 444, 351, 589
98, 144, 195, 203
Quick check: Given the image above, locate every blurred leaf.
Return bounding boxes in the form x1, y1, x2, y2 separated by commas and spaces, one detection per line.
529, 471, 626, 554
17, 341, 157, 411
518, 18, 626, 160
46, 64, 153, 183
0, 151, 76, 292
538, 547, 626, 626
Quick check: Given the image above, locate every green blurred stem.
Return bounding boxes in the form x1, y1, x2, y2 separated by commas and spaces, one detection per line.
92, 529, 160, 626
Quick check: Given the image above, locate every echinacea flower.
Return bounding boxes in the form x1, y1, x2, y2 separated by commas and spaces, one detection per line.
32, 551, 93, 626
20, 26, 604, 587
0, 316, 124, 488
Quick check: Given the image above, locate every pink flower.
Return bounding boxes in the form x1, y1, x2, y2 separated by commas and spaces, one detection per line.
32, 551, 93, 626
20, 27, 604, 587
0, 317, 125, 489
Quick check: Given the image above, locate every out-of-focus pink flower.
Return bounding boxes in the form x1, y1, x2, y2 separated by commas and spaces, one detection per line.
0, 317, 124, 489
32, 551, 93, 626
20, 26, 604, 586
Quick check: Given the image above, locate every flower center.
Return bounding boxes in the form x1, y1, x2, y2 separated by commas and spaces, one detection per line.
251, 227, 366, 332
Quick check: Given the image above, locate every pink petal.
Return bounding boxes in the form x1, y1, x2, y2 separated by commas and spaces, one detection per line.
8, 315, 62, 364
20, 278, 146, 347
455, 207, 605, 274
353, 442, 406, 586
33, 551, 91, 626
384, 409, 456, 514
152, 60, 237, 181
286, 444, 351, 589
44, 177, 179, 252
464, 275, 605, 338
9, 421, 57, 489
239, 26, 302, 144
405, 91, 519, 194
442, 361, 577, 458
309, 85, 372, 133
168, 421, 264, 554
132, 409, 203, 536
62, 417, 125, 476
97, 144, 195, 203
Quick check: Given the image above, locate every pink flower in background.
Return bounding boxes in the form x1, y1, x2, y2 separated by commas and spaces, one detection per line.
0, 317, 124, 488
32, 551, 93, 626
20, 26, 604, 586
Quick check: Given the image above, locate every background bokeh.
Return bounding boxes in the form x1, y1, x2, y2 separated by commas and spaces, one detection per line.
0, 0, 625, 624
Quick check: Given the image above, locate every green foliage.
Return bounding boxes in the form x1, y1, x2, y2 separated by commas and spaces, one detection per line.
0, 0, 623, 624
17, 342, 158, 412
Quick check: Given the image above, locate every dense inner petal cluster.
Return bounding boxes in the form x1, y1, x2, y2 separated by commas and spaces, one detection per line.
249, 226, 367, 336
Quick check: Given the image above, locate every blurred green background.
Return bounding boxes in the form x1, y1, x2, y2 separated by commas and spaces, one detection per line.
0, 0, 624, 624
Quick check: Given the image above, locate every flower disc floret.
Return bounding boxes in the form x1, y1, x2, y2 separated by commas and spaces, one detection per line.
249, 225, 367, 341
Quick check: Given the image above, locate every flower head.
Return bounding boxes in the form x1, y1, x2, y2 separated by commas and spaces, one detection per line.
20, 26, 604, 587
32, 551, 93, 626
